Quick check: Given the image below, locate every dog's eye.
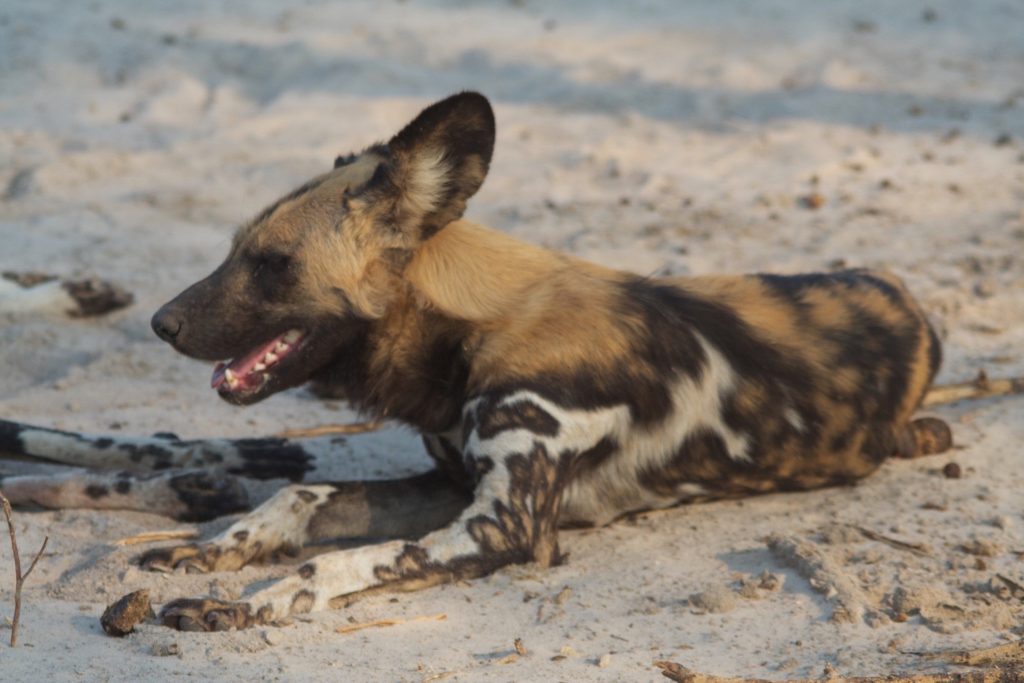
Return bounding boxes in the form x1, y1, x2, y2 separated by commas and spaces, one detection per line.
253, 252, 291, 277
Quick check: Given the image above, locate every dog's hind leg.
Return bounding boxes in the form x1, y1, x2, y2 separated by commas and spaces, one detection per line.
138, 470, 472, 573
0, 469, 250, 521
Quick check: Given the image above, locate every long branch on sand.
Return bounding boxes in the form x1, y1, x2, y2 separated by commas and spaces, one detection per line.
1, 492, 49, 647
923, 370, 1024, 407
274, 420, 386, 439
655, 639, 1024, 682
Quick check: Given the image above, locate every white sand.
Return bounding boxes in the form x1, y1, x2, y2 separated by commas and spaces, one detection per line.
1, 1, 1022, 680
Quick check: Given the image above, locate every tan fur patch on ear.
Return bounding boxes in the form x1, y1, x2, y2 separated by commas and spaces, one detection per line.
397, 146, 450, 224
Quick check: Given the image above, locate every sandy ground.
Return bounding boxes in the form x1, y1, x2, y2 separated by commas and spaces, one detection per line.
1, 0, 1023, 680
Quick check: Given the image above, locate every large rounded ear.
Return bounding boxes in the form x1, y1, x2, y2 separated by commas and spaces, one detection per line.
384, 92, 495, 240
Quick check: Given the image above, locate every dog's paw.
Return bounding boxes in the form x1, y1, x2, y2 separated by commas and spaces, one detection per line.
159, 598, 260, 632
138, 543, 254, 573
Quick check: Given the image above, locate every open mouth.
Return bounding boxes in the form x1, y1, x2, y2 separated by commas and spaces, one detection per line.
211, 329, 304, 397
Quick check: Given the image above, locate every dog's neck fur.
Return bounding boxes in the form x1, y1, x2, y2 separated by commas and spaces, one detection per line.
313, 220, 623, 433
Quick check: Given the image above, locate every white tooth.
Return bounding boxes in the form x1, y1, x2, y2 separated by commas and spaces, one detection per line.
275, 341, 288, 353
253, 362, 266, 372
264, 352, 279, 365
283, 330, 302, 344
224, 368, 238, 388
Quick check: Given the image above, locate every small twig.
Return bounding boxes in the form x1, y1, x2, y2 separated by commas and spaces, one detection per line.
1, 492, 50, 646
994, 574, 1024, 601
335, 612, 446, 634
274, 421, 386, 439
856, 526, 931, 556
112, 529, 199, 546
911, 639, 1024, 667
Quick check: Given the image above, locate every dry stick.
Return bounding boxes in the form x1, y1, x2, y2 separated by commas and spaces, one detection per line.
112, 529, 199, 547
335, 612, 446, 634
856, 525, 931, 556
274, 420, 386, 440
1, 493, 50, 647
654, 660, 1021, 683
923, 370, 1024, 407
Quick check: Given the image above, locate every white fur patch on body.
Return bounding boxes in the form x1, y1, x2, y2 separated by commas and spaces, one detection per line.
554, 334, 749, 525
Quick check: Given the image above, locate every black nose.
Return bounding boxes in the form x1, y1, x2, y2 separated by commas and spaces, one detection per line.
151, 307, 182, 343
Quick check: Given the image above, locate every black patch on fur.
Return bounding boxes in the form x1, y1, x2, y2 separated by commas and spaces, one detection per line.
169, 472, 250, 523
85, 484, 109, 499
421, 435, 469, 483
114, 480, 131, 495
118, 442, 175, 463
298, 563, 316, 579
438, 437, 462, 464
152, 432, 180, 440
223, 439, 314, 481
829, 426, 858, 454
0, 420, 24, 455
250, 250, 297, 303
290, 589, 316, 614
464, 453, 495, 482
476, 399, 560, 440
233, 530, 249, 542
315, 314, 470, 435
295, 490, 318, 503
571, 436, 619, 477
926, 322, 943, 384
334, 153, 358, 169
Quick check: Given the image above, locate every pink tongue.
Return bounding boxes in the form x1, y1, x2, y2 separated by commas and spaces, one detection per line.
210, 333, 289, 390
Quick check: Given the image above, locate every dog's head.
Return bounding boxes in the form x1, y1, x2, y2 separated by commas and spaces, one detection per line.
151, 92, 495, 405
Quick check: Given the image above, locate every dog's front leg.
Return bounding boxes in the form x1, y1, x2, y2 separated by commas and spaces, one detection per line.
139, 470, 472, 573
158, 440, 570, 631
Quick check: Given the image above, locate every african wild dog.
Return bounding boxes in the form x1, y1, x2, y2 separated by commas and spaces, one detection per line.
1, 92, 1019, 633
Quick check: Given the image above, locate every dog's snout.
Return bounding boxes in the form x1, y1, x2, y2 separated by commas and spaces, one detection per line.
151, 307, 183, 343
